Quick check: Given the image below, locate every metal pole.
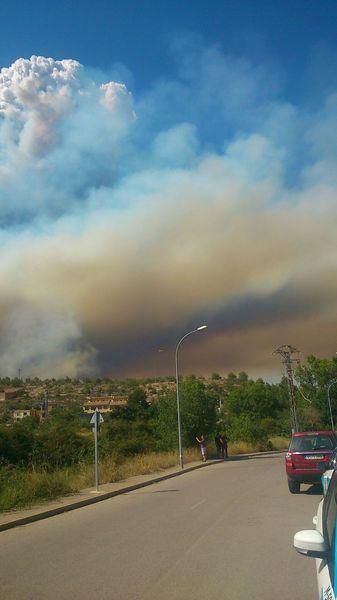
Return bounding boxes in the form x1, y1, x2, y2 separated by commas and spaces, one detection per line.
273, 345, 299, 433
327, 380, 337, 432
175, 326, 207, 470
94, 410, 99, 491
175, 344, 184, 470
285, 376, 296, 433
284, 355, 299, 432
44, 390, 49, 419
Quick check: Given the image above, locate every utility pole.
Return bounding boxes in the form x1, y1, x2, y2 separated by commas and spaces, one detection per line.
90, 410, 104, 491
44, 390, 49, 419
273, 344, 300, 433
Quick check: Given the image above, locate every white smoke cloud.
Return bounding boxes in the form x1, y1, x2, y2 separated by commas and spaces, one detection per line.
0, 56, 83, 156
0, 55, 134, 222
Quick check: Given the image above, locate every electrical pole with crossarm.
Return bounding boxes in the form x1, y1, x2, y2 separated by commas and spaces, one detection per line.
273, 344, 300, 433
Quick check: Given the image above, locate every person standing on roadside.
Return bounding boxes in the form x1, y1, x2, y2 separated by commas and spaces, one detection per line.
196, 434, 207, 462
215, 434, 222, 458
219, 434, 228, 459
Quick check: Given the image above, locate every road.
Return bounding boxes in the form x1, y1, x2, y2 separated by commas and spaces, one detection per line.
0, 453, 321, 599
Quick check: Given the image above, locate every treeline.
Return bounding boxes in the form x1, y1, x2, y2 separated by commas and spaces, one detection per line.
0, 384, 279, 470
1, 354, 337, 472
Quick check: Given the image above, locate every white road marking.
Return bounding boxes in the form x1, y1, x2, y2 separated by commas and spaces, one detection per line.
190, 499, 206, 510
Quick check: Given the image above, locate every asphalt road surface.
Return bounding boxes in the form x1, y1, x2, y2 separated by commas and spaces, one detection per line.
0, 454, 321, 599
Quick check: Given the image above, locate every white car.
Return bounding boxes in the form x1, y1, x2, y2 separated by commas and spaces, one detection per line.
294, 468, 337, 599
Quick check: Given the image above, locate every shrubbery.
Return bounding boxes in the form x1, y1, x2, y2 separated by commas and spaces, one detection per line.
1, 354, 337, 511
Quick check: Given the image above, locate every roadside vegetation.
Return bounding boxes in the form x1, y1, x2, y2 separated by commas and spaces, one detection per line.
0, 353, 336, 512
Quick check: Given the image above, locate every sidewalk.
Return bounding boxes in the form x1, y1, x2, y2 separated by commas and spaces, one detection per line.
0, 450, 284, 532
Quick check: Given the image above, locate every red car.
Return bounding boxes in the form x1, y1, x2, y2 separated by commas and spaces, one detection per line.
285, 431, 337, 493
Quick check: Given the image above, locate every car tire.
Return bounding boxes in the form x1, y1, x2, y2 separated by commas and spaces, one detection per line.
288, 479, 300, 494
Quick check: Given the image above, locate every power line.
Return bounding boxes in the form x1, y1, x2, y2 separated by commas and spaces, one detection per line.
297, 385, 312, 404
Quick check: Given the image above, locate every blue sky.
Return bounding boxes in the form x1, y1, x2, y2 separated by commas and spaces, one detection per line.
1, 0, 337, 95
0, 1, 337, 379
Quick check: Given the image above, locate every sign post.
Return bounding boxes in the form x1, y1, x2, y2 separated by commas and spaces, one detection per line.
90, 410, 104, 491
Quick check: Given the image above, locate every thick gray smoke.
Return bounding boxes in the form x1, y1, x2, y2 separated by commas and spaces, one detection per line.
0, 51, 337, 379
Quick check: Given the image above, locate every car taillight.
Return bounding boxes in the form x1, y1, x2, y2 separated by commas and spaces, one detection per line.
286, 452, 292, 461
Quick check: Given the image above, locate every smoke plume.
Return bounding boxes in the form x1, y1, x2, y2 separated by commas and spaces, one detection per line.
0, 48, 336, 378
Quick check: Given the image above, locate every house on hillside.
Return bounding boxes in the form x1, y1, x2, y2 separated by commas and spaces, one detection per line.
4, 388, 23, 400
142, 381, 175, 401
83, 396, 128, 414
12, 409, 39, 422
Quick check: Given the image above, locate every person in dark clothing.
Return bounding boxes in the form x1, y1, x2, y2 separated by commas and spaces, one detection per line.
219, 434, 228, 459
215, 435, 222, 458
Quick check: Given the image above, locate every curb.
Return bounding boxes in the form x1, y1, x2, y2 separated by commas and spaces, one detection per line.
0, 450, 285, 532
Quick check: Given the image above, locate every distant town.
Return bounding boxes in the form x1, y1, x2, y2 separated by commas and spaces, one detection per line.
0, 373, 237, 424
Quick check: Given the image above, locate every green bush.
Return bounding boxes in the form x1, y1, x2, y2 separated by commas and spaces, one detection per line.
226, 415, 268, 445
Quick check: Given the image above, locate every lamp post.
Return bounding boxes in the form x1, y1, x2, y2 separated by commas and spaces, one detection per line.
327, 379, 337, 432
175, 325, 207, 469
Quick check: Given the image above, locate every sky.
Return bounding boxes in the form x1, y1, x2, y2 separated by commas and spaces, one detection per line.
0, 0, 337, 380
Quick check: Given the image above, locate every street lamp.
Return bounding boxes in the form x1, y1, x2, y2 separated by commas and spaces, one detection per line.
175, 325, 207, 469
327, 379, 337, 432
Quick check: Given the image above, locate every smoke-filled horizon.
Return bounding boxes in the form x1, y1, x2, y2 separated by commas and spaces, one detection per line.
1, 46, 337, 380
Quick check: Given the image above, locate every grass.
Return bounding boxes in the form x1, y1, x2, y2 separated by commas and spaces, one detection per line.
227, 436, 289, 456
0, 449, 201, 512
268, 435, 290, 450
0, 468, 75, 512
0, 438, 289, 513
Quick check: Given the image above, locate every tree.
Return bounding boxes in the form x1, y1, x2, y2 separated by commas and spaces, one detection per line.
296, 355, 337, 389
127, 388, 149, 418
0, 418, 38, 466
223, 379, 289, 440
28, 406, 91, 469
226, 414, 268, 445
226, 380, 285, 420
48, 405, 84, 428
300, 405, 323, 431
295, 355, 337, 427
156, 376, 217, 450
180, 377, 217, 445
101, 416, 157, 456
238, 372, 249, 383
154, 393, 177, 450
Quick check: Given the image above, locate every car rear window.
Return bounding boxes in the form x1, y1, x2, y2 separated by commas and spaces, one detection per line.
290, 435, 336, 452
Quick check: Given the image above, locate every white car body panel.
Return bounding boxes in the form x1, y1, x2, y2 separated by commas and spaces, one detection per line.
294, 471, 337, 599
315, 499, 335, 600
